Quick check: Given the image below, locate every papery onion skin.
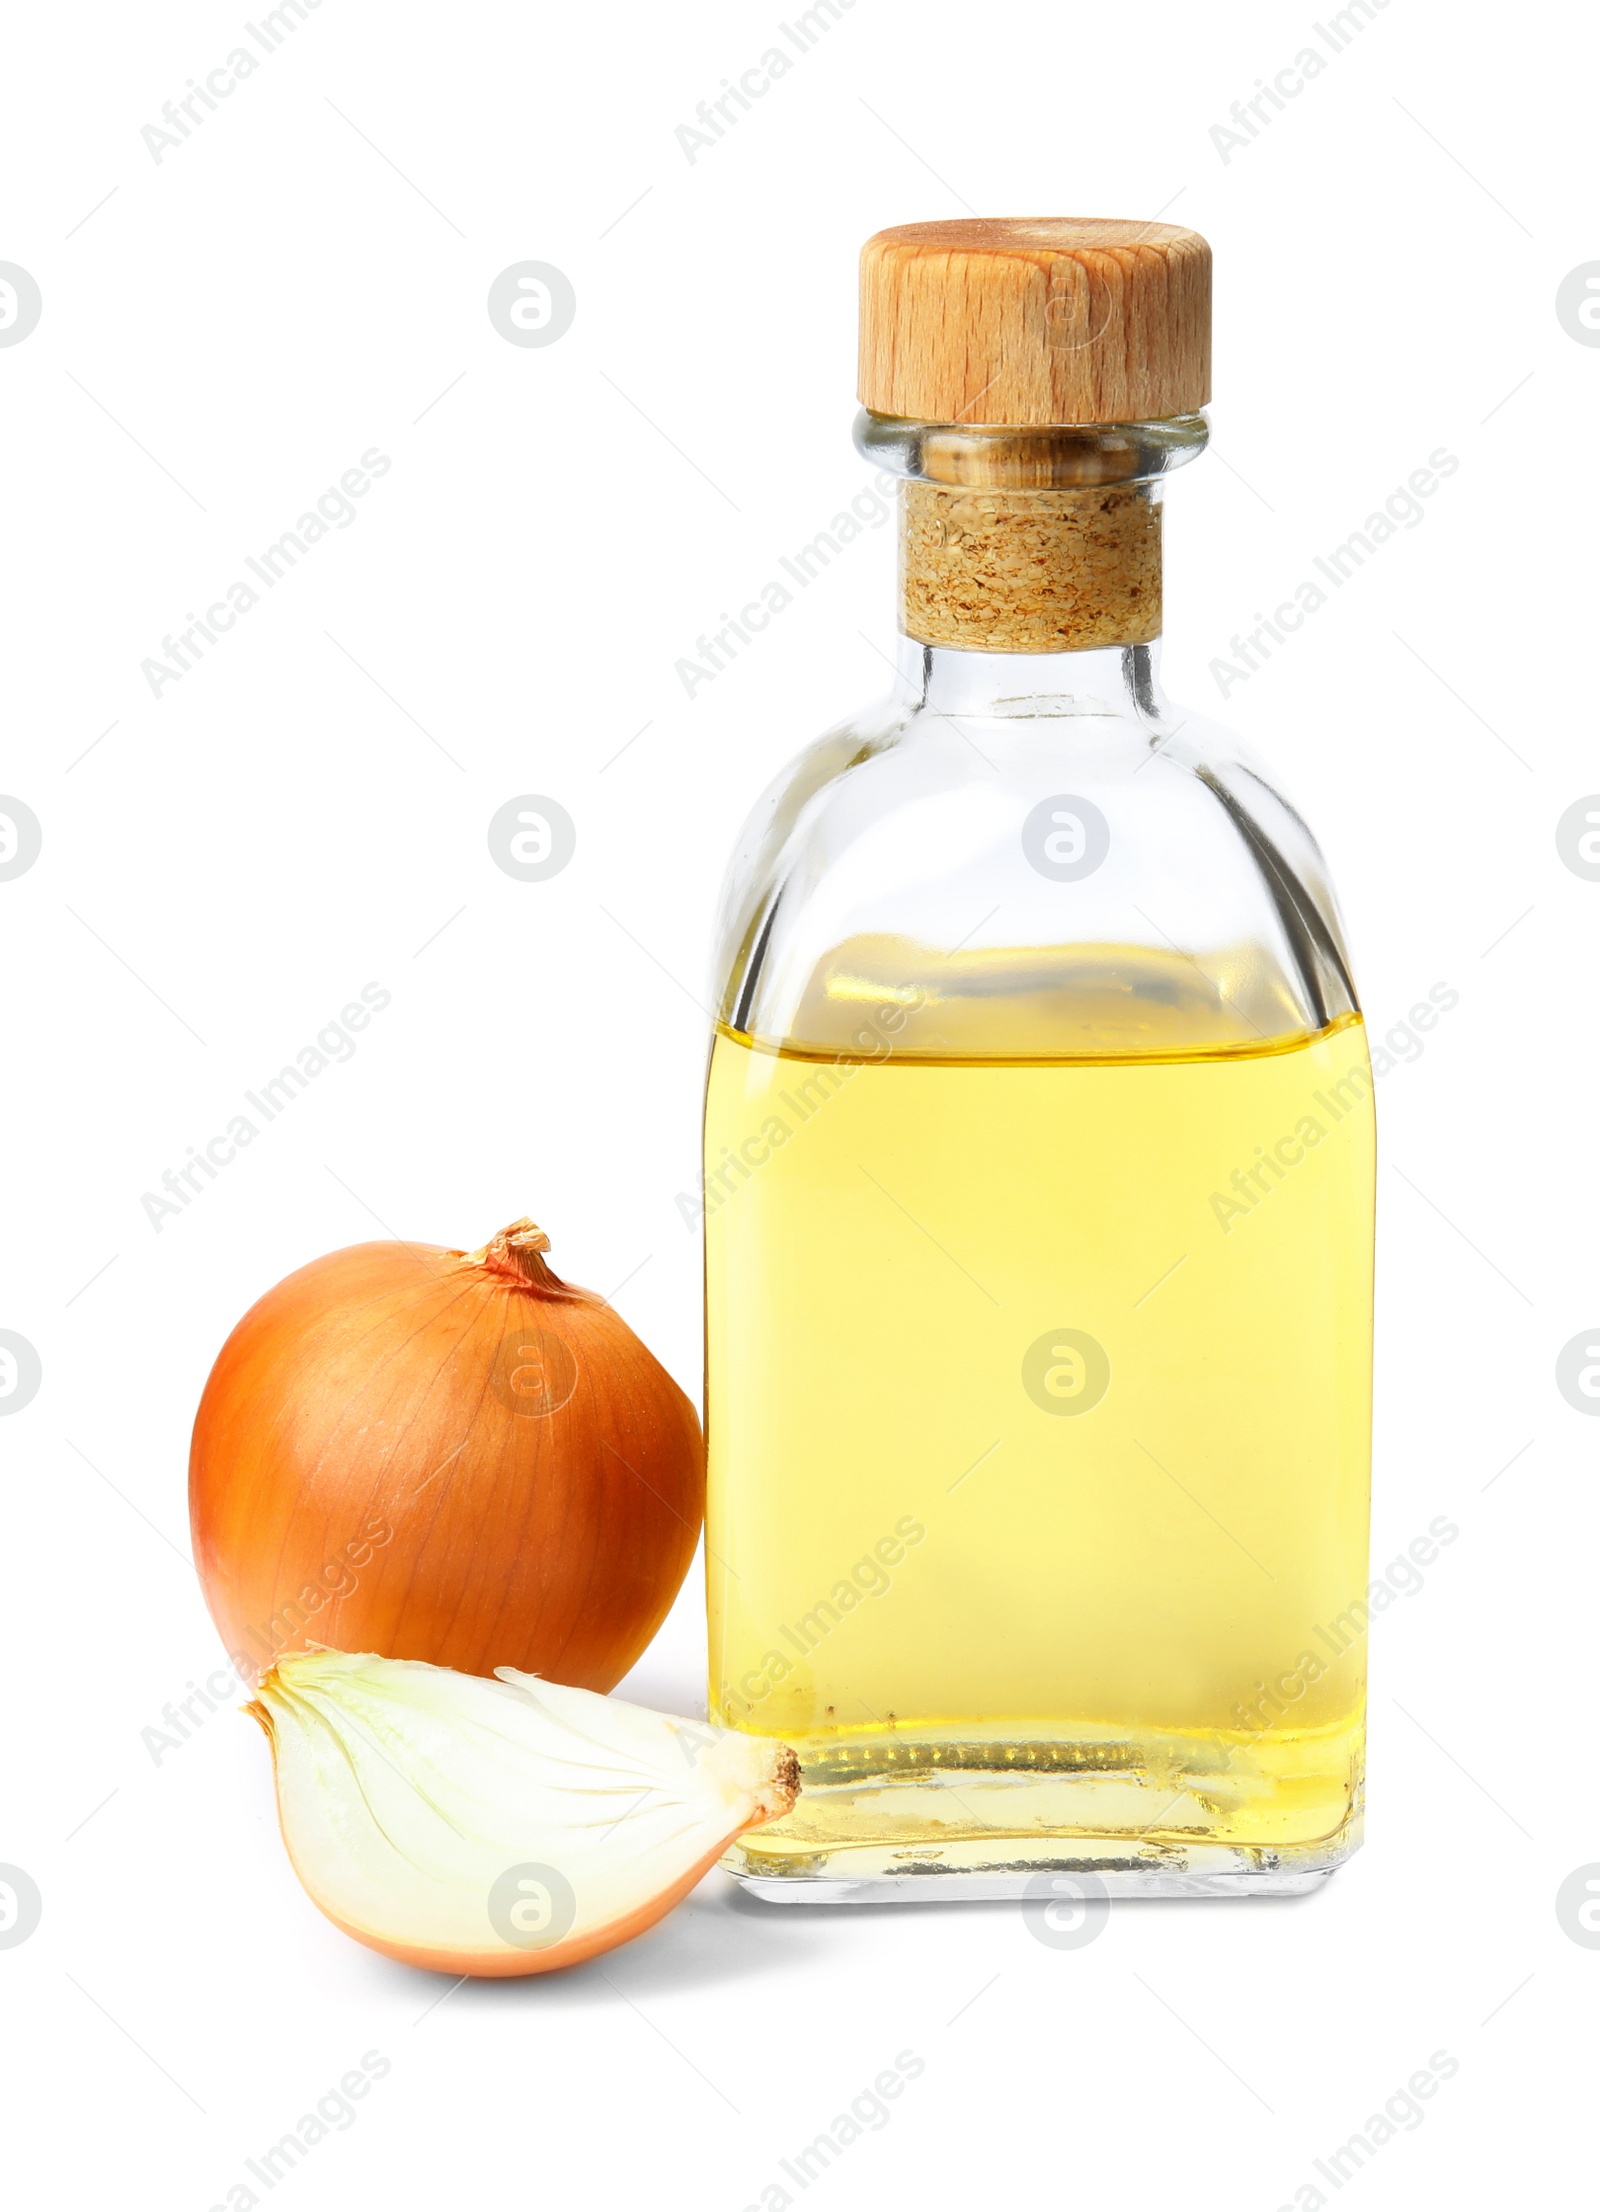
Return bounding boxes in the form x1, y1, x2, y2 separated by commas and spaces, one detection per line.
190, 1221, 703, 1692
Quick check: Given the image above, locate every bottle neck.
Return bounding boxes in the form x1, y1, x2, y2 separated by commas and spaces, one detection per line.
897, 636, 1168, 724
855, 408, 1206, 663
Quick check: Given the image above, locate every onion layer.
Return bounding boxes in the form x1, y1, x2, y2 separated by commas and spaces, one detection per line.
250, 1650, 799, 1975
190, 1220, 703, 1690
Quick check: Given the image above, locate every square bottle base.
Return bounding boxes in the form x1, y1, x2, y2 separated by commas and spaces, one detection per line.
720, 1735, 1362, 1902
727, 1842, 1350, 1905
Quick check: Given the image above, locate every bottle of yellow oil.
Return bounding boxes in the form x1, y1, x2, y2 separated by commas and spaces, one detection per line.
703, 220, 1374, 1899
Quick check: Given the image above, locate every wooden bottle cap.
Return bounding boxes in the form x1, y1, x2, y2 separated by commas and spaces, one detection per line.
859, 218, 1211, 427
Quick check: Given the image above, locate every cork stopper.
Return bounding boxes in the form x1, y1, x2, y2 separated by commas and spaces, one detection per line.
901, 482, 1161, 653
859, 218, 1211, 427
860, 218, 1209, 651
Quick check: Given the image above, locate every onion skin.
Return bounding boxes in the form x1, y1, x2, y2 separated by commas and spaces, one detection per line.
190, 1223, 704, 1691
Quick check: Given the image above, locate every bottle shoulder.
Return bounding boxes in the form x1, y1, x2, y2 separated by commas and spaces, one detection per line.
712, 687, 1359, 1060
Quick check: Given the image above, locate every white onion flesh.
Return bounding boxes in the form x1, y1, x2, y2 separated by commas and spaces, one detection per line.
250, 1650, 798, 1975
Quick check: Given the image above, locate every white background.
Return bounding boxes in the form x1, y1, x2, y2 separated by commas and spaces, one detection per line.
1, 1, 1594, 2205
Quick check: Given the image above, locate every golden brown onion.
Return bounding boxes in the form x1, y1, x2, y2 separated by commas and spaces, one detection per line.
189, 1219, 703, 1690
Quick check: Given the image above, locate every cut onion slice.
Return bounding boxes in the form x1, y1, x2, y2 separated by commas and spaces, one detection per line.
248, 1650, 799, 1976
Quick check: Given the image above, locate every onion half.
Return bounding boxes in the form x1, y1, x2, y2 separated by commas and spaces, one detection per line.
249, 1651, 799, 1975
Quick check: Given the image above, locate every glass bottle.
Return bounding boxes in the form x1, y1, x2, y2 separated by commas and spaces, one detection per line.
702, 221, 1374, 1899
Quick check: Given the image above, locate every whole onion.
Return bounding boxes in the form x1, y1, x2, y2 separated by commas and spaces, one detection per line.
189, 1219, 703, 1690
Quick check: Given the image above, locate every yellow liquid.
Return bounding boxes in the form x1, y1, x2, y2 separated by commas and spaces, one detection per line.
705, 1016, 1374, 1883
